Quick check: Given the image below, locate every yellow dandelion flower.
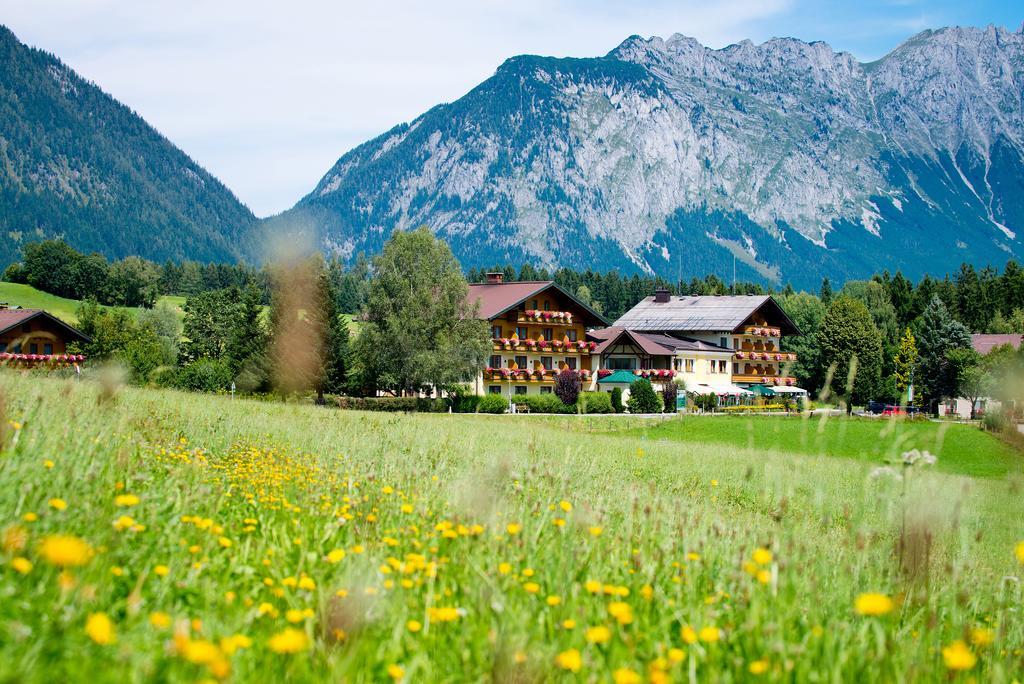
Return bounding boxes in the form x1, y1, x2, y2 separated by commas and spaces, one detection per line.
218, 537, 232, 548
22, 512, 38, 523
608, 601, 633, 625
149, 612, 172, 629
498, 562, 512, 575
523, 582, 540, 594
387, 664, 405, 680
220, 634, 252, 655
668, 648, 685, 663
427, 607, 460, 622
854, 593, 894, 616
506, 523, 522, 535
2, 524, 27, 553
562, 619, 576, 629
545, 595, 561, 606
85, 612, 116, 645
681, 625, 697, 644
699, 626, 721, 643
942, 640, 977, 671
407, 620, 422, 633
559, 500, 572, 512
267, 627, 309, 654
154, 565, 170, 577
285, 609, 305, 624
11, 557, 32, 574
585, 625, 612, 644
113, 515, 136, 531
970, 628, 995, 647
39, 535, 93, 567
326, 549, 346, 563
749, 659, 769, 675
43, 459, 54, 469
114, 494, 140, 507
612, 668, 641, 684
752, 548, 772, 565
589, 526, 603, 537
555, 648, 582, 672
1016, 541, 1024, 565
584, 579, 602, 593
48, 498, 67, 511
181, 639, 221, 665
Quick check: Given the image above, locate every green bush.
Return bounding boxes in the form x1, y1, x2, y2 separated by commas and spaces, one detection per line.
517, 394, 576, 414
477, 394, 508, 414
626, 379, 662, 414
982, 408, 1011, 434
580, 391, 612, 414
334, 397, 447, 412
159, 359, 233, 393
610, 387, 624, 413
447, 388, 481, 413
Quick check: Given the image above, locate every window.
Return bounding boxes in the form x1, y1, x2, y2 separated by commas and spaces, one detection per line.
685, 359, 694, 373
540, 386, 553, 394
673, 358, 682, 371
43, 343, 52, 355
564, 357, 577, 370
29, 343, 38, 354
515, 386, 527, 395
543, 300, 550, 311
718, 360, 728, 373
733, 338, 739, 349
566, 329, 577, 341
514, 355, 527, 369
607, 357, 636, 370
488, 386, 502, 394
12, 343, 21, 353
709, 360, 717, 374
0, 342, 6, 352
733, 362, 739, 374
543, 328, 553, 341
516, 326, 528, 338
531, 299, 538, 310
541, 356, 553, 370
489, 355, 502, 368
491, 325, 502, 338
720, 336, 729, 349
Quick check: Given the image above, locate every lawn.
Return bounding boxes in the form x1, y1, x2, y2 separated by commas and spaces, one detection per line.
0, 374, 1022, 682
0, 282, 186, 325
625, 414, 1022, 478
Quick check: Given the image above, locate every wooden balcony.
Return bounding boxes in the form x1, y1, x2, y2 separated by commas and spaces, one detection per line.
733, 374, 797, 386
492, 339, 595, 354
485, 368, 592, 382
734, 351, 796, 362
742, 325, 781, 338
516, 311, 576, 327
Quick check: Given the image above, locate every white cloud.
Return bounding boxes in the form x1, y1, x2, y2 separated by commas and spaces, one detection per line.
1, 0, 794, 216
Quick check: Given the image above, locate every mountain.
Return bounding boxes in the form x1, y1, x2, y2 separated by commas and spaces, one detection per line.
269, 25, 1024, 288
0, 25, 255, 267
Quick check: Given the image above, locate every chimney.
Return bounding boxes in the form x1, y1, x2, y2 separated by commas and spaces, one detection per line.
486, 272, 504, 284
653, 288, 671, 303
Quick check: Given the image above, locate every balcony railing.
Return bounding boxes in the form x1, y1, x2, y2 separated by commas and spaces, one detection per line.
742, 325, 781, 337
733, 374, 797, 386
485, 367, 591, 382
734, 351, 796, 362
493, 338, 596, 353
0, 352, 85, 366
517, 310, 576, 326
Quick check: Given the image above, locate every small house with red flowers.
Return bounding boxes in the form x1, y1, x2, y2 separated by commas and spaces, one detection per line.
0, 306, 89, 368
467, 273, 608, 396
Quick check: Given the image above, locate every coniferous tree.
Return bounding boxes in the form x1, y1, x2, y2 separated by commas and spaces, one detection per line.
819, 277, 833, 305
915, 295, 972, 413
225, 283, 269, 391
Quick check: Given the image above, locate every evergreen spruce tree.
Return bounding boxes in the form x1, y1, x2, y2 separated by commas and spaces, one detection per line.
626, 379, 662, 414
819, 277, 832, 304
225, 283, 269, 391
915, 295, 972, 413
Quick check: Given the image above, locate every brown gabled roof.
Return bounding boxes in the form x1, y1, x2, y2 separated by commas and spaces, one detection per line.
0, 308, 91, 343
588, 327, 731, 356
466, 281, 608, 326
971, 334, 1023, 355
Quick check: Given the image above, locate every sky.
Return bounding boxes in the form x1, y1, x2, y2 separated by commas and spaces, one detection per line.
1, 1, 1020, 217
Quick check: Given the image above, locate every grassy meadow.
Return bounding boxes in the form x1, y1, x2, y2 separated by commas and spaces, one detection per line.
1, 373, 1023, 682
0, 282, 186, 324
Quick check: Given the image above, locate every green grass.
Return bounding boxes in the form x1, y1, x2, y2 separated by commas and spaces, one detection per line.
625, 414, 1022, 478
0, 374, 1022, 682
0, 282, 186, 325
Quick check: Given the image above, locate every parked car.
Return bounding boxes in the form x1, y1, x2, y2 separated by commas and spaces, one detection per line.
880, 405, 923, 417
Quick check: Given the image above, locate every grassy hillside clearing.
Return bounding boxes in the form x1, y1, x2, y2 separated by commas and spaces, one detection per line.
0, 374, 1021, 682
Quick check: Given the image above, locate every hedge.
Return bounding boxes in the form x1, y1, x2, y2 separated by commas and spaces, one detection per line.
579, 391, 612, 414
333, 397, 447, 412
477, 394, 508, 414
514, 394, 576, 414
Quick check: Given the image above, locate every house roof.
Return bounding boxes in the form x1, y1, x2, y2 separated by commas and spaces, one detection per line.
613, 295, 800, 335
597, 370, 640, 384
971, 334, 1023, 355
466, 281, 609, 326
588, 327, 732, 356
0, 308, 92, 343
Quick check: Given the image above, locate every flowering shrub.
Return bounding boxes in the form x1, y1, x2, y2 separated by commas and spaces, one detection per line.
597, 369, 613, 378
0, 352, 85, 365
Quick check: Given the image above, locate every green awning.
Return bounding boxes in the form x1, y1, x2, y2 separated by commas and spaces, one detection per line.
747, 384, 776, 396
597, 370, 639, 384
